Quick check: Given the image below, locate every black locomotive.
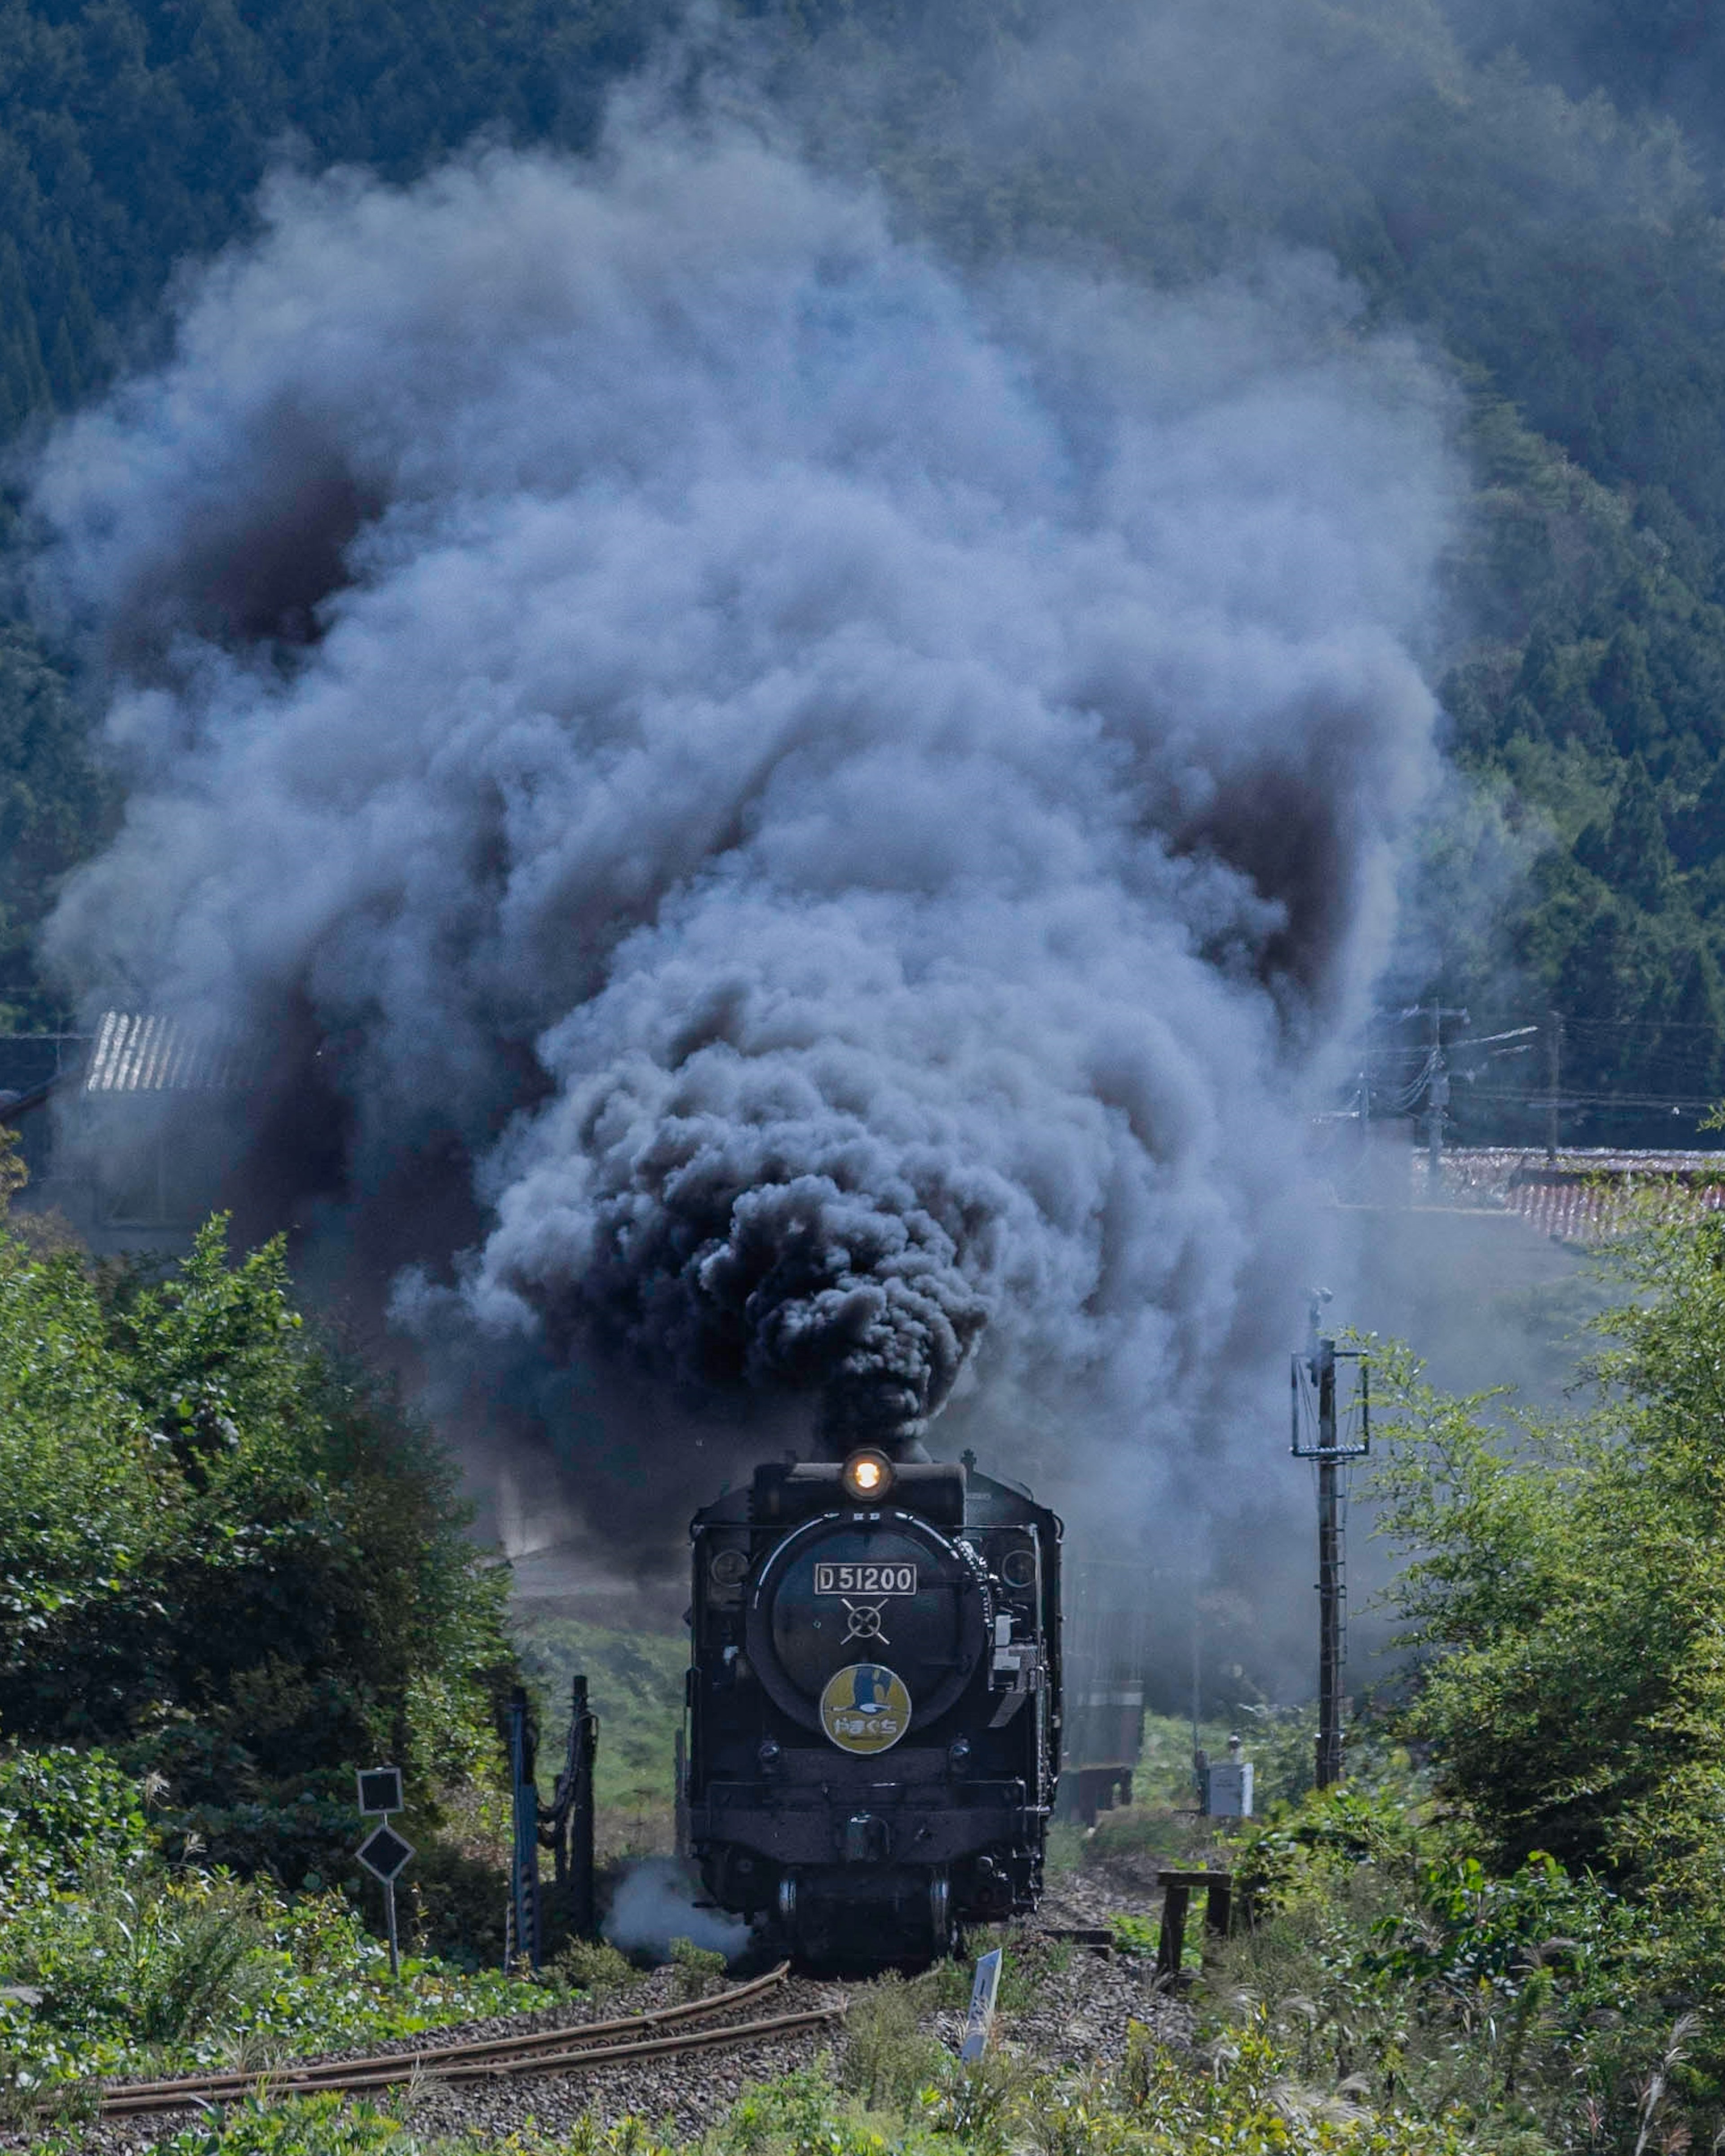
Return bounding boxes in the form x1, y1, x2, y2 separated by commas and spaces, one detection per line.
680, 1442, 1062, 1966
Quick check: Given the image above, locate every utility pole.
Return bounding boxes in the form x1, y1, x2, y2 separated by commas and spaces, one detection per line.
1422, 1002, 1469, 1192
1545, 1011, 1562, 1163
1190, 1590, 1203, 1808
1291, 1296, 1370, 1790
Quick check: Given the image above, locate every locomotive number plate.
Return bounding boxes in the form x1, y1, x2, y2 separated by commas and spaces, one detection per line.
814, 1563, 918, 1595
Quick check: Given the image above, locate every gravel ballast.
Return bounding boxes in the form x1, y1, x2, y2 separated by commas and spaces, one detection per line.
24, 1872, 1194, 2151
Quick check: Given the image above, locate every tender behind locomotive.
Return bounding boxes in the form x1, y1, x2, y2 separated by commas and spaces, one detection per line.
681, 1446, 1062, 1965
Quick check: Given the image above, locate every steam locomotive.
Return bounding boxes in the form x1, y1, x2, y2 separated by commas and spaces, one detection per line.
680, 1442, 1062, 1966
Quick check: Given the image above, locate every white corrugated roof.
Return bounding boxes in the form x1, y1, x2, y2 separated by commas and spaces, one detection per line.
83, 1012, 255, 1094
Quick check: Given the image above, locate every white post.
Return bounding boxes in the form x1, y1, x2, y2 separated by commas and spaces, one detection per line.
961, 1949, 1004, 2062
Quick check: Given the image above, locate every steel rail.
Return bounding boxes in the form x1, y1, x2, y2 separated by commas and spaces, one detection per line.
98, 2000, 845, 2117
96, 1962, 794, 2108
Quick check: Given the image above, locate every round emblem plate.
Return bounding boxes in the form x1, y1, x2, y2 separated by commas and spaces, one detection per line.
818, 1663, 912, 1755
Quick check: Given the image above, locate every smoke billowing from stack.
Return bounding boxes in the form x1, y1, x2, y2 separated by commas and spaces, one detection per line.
31, 117, 1452, 1511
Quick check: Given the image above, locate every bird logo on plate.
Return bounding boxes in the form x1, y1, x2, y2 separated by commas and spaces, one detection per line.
820, 1662, 912, 1754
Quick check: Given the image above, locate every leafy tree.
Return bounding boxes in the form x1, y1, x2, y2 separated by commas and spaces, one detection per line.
1575, 755, 1676, 913
0, 0, 671, 448
1592, 627, 1666, 760
1374, 1213, 1725, 1919
0, 1214, 513, 1873
0, 623, 110, 1029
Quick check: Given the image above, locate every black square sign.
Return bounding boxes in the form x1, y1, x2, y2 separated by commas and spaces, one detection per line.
356, 1767, 403, 1816
357, 1822, 414, 1882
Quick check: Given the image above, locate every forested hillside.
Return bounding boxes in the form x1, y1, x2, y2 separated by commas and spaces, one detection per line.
4, 0, 1725, 1135
0, 0, 658, 436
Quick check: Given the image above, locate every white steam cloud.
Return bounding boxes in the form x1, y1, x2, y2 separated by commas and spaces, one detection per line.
604, 1856, 751, 1962
32, 119, 1452, 1515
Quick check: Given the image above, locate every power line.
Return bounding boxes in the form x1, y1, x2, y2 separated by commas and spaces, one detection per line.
1344, 1004, 1725, 1146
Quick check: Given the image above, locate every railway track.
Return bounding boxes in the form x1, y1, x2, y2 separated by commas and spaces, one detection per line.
91, 1962, 846, 2118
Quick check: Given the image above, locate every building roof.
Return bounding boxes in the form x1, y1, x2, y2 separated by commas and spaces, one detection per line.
1432, 1147, 1725, 1243
83, 1012, 254, 1094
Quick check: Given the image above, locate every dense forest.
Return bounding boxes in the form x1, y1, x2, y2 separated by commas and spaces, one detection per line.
4, 0, 1725, 1139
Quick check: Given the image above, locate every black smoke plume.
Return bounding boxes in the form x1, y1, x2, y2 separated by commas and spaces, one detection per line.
31, 119, 1453, 1532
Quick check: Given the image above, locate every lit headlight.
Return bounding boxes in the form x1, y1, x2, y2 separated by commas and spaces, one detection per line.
841, 1449, 894, 1503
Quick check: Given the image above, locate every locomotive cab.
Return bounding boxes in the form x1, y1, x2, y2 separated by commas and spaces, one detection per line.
683, 1448, 1062, 1967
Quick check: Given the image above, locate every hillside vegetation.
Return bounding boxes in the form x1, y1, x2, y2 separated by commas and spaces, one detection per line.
0, 1210, 520, 1950
513, 1612, 684, 1852
4, 1206, 1725, 2148
9, 18, 1725, 2137
3, 0, 1725, 1127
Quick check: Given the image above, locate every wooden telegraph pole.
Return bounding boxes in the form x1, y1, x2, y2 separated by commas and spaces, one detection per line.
1291, 1298, 1370, 1789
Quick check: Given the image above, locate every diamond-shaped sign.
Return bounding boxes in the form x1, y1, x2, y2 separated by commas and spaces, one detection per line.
356, 1766, 403, 1816
357, 1822, 414, 1882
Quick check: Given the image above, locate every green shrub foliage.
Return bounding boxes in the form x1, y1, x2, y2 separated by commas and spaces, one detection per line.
1224, 1785, 1680, 2154
0, 1217, 512, 1867
1376, 1211, 1725, 1912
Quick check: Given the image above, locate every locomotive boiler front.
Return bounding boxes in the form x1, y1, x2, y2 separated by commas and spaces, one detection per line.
748, 1505, 991, 1739
683, 1448, 1062, 1967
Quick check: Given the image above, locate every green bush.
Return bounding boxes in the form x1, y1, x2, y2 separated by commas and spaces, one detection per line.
546, 1934, 646, 1997
1220, 1770, 1680, 2147
0, 1215, 565, 2093
1374, 1217, 1725, 1900
0, 1850, 545, 2099
838, 1973, 947, 2111
668, 1936, 728, 2001
154, 2094, 409, 2156
0, 1218, 515, 1899
755, 2035, 1483, 2156
0, 1746, 155, 1913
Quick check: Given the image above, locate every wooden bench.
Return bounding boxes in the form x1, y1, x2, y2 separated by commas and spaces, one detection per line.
1154, 1868, 1235, 1982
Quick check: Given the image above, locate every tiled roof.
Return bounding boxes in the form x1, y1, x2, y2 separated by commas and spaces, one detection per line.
1429, 1148, 1725, 1242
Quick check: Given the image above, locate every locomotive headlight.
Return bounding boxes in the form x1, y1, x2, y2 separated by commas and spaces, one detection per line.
841, 1448, 894, 1503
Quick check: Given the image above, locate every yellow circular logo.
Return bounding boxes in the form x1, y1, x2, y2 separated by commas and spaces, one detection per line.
819, 1663, 912, 1754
